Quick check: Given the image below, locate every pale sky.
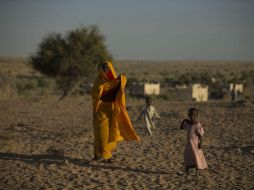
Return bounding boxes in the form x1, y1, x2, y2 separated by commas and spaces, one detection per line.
0, 0, 254, 60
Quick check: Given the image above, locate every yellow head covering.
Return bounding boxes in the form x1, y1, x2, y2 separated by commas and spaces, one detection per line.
98, 61, 117, 82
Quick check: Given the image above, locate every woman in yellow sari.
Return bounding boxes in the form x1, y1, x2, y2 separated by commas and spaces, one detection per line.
92, 61, 140, 162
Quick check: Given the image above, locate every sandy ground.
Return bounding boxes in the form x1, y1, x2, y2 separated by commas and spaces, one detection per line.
0, 96, 253, 190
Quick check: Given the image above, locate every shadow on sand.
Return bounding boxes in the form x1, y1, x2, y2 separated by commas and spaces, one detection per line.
0, 152, 168, 175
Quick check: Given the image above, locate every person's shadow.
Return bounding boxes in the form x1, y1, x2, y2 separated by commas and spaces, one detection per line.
0, 152, 169, 175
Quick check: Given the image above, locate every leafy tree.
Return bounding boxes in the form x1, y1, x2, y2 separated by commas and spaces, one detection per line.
30, 25, 112, 99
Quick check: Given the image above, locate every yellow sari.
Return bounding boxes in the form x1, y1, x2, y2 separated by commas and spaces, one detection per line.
92, 61, 140, 160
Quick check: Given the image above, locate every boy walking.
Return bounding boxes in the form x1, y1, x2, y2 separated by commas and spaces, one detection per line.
137, 97, 160, 135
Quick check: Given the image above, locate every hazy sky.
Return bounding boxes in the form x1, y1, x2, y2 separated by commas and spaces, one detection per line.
0, 0, 254, 60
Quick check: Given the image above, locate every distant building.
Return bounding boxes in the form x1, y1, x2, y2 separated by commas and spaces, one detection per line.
129, 82, 160, 96
230, 83, 244, 102
144, 83, 160, 95
230, 83, 243, 93
192, 84, 208, 102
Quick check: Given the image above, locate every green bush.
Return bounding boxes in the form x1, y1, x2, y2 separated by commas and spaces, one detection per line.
30, 25, 112, 98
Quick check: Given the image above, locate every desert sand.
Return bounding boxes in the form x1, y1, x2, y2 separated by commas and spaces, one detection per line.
0, 96, 253, 189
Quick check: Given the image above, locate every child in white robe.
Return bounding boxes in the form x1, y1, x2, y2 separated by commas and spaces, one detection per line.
137, 97, 160, 135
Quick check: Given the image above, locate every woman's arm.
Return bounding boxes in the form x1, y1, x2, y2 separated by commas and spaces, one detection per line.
102, 77, 121, 94
100, 84, 120, 101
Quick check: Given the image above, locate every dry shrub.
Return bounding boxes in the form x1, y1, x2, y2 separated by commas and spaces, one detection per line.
0, 72, 16, 100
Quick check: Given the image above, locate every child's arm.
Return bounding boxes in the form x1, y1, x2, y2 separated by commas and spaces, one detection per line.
180, 119, 189, 129
136, 107, 145, 122
136, 113, 142, 122
154, 108, 160, 120
196, 123, 204, 149
198, 134, 202, 149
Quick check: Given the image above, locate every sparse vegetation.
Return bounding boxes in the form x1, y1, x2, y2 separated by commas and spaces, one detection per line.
0, 71, 16, 100
1, 59, 254, 101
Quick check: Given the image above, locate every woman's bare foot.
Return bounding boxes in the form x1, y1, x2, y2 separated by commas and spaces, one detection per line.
91, 156, 102, 162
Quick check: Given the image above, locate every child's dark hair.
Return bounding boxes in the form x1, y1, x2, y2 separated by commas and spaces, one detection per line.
146, 96, 152, 103
188, 107, 198, 114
